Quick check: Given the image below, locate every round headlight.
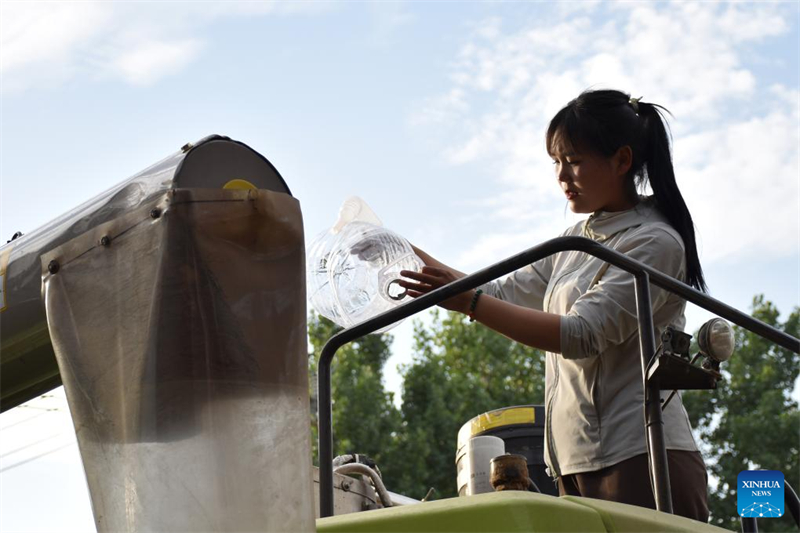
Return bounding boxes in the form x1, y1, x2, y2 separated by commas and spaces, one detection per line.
698, 318, 735, 362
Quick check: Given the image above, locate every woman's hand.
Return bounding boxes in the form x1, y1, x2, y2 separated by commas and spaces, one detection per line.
398, 266, 474, 314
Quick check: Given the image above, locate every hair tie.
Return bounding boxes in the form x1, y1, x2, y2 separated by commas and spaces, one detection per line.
629, 96, 642, 114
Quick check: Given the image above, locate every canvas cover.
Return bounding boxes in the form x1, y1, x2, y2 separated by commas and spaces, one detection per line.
41, 188, 313, 532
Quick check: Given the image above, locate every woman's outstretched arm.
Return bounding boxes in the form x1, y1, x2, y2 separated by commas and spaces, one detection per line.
399, 266, 562, 354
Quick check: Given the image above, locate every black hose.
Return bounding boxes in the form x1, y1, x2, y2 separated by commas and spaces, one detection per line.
785, 480, 800, 528
740, 516, 758, 533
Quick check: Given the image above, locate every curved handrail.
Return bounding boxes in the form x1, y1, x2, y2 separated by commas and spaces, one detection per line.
317, 236, 799, 518
786, 480, 800, 528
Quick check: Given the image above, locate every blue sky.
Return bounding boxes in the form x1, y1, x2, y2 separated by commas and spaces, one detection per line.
1, 1, 798, 531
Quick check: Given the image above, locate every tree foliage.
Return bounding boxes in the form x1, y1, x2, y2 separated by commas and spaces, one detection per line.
682, 296, 799, 532
309, 310, 545, 500
307, 313, 400, 468
389, 310, 546, 499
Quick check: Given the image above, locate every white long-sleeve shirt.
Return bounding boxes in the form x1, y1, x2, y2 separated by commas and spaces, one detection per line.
481, 197, 699, 478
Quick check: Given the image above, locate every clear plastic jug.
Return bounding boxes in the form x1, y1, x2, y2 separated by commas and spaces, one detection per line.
307, 197, 422, 332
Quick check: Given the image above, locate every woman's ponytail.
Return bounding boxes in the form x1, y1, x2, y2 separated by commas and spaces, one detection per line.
638, 102, 707, 292
546, 89, 707, 293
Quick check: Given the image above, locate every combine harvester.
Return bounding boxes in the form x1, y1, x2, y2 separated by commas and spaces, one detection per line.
1, 136, 798, 533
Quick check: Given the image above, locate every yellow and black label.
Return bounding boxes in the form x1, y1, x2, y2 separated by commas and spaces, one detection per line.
468, 406, 535, 437
457, 406, 537, 450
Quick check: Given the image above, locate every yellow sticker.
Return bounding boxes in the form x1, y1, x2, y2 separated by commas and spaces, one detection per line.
0, 244, 12, 313
223, 179, 257, 190
469, 406, 535, 437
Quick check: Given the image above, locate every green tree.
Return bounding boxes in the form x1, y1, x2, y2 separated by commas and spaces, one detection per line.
388, 310, 546, 499
308, 313, 400, 468
683, 296, 800, 532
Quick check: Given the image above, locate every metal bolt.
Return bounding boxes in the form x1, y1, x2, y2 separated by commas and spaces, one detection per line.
181, 142, 193, 153
100, 236, 111, 247
150, 208, 161, 219
362, 500, 378, 511
47, 260, 60, 274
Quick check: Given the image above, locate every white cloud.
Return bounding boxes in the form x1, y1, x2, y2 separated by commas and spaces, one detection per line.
111, 39, 201, 87
677, 84, 800, 263
0, 1, 328, 92
411, 1, 798, 269
0, 3, 110, 73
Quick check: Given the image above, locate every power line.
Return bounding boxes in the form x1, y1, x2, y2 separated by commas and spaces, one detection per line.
0, 433, 65, 459
14, 404, 64, 412
0, 442, 76, 473
0, 410, 50, 431
0, 395, 68, 432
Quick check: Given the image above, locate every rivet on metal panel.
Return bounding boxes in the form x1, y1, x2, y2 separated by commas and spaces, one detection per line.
150, 208, 162, 219
99, 236, 111, 247
47, 260, 60, 274
341, 481, 351, 492
181, 142, 193, 153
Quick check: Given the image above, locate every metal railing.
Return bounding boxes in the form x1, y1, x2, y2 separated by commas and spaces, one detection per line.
316, 236, 800, 519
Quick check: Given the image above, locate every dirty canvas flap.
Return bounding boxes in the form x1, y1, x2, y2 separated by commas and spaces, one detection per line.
41, 188, 314, 532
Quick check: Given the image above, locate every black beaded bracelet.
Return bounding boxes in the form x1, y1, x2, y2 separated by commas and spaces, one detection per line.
468, 289, 483, 322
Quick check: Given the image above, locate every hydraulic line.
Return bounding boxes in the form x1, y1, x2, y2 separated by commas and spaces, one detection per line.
333, 463, 393, 509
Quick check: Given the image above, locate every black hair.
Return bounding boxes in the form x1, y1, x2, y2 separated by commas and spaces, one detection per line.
546, 89, 707, 292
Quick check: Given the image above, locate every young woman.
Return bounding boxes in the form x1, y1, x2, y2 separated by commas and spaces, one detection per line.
399, 89, 709, 521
